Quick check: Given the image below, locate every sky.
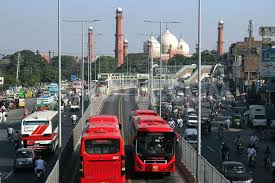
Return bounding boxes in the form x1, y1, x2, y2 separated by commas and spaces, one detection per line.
0, 0, 274, 57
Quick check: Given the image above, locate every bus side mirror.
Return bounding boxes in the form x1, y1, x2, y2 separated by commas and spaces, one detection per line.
119, 124, 122, 130
86, 120, 88, 124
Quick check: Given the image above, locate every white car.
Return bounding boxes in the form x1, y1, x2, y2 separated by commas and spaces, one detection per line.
186, 115, 198, 127
177, 91, 184, 96
184, 128, 198, 148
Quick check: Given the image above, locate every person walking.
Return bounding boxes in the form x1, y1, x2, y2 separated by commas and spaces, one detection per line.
2, 110, 7, 122
0, 108, 2, 123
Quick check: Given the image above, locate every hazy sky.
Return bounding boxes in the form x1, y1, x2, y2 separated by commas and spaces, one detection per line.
0, 0, 274, 56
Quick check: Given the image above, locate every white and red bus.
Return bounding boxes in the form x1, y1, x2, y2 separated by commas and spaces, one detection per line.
80, 115, 126, 183
130, 115, 176, 175
20, 110, 58, 152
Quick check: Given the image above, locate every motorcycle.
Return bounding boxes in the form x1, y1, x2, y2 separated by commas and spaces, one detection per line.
264, 155, 271, 169
248, 154, 256, 167
36, 169, 45, 182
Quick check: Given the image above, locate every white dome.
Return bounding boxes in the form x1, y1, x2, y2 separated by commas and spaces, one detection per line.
158, 29, 178, 53
89, 26, 93, 31
178, 38, 190, 55
143, 36, 160, 57
116, 7, 123, 13
219, 20, 224, 24
124, 39, 128, 43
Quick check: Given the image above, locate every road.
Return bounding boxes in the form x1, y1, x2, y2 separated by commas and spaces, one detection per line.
201, 100, 275, 183
0, 97, 88, 183
98, 88, 186, 183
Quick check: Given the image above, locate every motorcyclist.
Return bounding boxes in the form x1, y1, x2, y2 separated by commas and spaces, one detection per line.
221, 142, 230, 161
264, 145, 271, 166
234, 135, 243, 151
247, 145, 257, 163
34, 156, 46, 174
224, 118, 231, 129
168, 118, 175, 128
13, 131, 21, 150
177, 118, 183, 128
7, 127, 14, 142
218, 124, 224, 139
250, 134, 258, 148
71, 113, 78, 125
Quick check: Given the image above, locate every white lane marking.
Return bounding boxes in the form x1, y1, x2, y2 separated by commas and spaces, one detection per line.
4, 170, 14, 180
207, 146, 216, 152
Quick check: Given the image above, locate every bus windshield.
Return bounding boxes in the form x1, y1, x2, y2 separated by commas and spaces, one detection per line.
137, 132, 175, 157
85, 139, 120, 154
23, 121, 49, 125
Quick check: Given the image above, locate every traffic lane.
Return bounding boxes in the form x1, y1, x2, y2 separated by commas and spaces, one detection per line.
0, 98, 38, 180
4, 104, 84, 183
118, 90, 186, 183
201, 120, 273, 182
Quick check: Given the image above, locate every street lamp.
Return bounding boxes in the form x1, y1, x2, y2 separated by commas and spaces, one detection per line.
57, 0, 61, 149
63, 19, 101, 116
196, 0, 202, 182
144, 20, 182, 116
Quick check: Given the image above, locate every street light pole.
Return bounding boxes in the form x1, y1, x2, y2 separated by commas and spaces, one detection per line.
196, 0, 202, 182
144, 20, 181, 116
57, 0, 62, 149
63, 19, 101, 117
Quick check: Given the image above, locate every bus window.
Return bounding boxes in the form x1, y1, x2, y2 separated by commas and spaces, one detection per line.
85, 139, 120, 154
137, 132, 174, 156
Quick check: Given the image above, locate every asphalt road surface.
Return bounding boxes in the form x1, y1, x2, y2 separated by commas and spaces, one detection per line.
201, 100, 275, 183
0, 98, 87, 183
98, 88, 186, 183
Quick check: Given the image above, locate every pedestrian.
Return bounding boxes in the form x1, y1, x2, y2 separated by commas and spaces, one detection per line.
207, 120, 212, 132
23, 107, 29, 118
0, 109, 2, 123
2, 110, 7, 122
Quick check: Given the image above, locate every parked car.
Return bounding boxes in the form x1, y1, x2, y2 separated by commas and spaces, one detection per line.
221, 161, 253, 183
14, 148, 37, 171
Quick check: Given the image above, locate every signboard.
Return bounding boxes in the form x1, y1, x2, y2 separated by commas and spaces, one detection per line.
0, 77, 4, 85
259, 27, 275, 37
261, 48, 275, 77
71, 74, 77, 81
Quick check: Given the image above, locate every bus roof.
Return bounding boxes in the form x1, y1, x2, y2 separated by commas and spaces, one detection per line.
134, 115, 173, 133
23, 110, 58, 121
133, 110, 158, 116
87, 115, 118, 124
83, 115, 121, 139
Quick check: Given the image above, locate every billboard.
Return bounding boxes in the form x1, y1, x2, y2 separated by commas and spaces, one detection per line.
259, 27, 275, 37
261, 48, 275, 77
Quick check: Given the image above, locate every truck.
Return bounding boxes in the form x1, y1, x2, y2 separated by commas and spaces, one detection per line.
248, 105, 267, 127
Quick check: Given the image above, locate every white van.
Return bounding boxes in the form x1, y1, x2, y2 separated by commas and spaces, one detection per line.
184, 128, 197, 148
248, 105, 267, 127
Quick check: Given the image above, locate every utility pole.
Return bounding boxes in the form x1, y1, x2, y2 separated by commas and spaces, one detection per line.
57, 0, 62, 149
63, 19, 101, 116
16, 52, 20, 84
247, 19, 253, 96
196, 0, 202, 182
144, 20, 182, 116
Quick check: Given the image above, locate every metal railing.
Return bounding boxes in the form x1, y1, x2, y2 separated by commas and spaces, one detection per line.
45, 160, 59, 183
177, 136, 229, 183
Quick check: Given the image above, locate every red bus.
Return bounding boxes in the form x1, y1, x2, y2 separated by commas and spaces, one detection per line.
129, 109, 158, 121
80, 115, 126, 183
129, 115, 176, 175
